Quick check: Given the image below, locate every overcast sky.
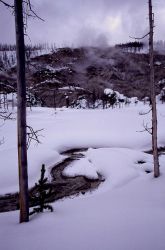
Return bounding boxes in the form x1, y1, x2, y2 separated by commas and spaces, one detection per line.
0, 0, 165, 47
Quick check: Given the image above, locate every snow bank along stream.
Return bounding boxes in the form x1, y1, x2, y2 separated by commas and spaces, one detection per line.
0, 148, 103, 213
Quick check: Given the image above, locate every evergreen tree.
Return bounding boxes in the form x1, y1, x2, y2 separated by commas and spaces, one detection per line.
30, 164, 53, 215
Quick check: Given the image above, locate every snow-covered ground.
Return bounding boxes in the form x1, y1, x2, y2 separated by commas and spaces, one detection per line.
0, 102, 165, 250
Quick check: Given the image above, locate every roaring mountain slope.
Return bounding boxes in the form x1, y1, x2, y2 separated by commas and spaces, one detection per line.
1, 46, 165, 107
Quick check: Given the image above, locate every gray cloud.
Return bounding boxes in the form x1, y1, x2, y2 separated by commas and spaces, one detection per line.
0, 0, 165, 46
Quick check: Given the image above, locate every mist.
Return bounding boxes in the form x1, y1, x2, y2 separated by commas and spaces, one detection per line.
0, 0, 165, 46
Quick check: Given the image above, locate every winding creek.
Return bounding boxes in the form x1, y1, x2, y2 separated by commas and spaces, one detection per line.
0, 147, 165, 213
0, 149, 103, 213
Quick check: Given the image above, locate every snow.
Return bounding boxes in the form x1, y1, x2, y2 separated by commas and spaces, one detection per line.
155, 61, 162, 66
40, 79, 61, 84
59, 86, 84, 91
1, 103, 165, 193
103, 88, 138, 105
63, 147, 156, 194
158, 79, 165, 85
63, 157, 99, 179
0, 51, 16, 68
0, 102, 165, 250
0, 48, 52, 69
104, 88, 114, 95
45, 65, 69, 73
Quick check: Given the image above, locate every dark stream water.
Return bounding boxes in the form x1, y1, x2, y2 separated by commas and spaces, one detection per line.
0, 149, 103, 213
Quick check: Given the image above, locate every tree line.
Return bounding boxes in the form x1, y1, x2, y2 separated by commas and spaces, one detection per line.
115, 41, 144, 53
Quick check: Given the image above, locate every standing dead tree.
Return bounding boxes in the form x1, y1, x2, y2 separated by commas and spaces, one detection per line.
130, 0, 160, 177
0, 0, 44, 222
15, 0, 29, 223
148, 0, 159, 177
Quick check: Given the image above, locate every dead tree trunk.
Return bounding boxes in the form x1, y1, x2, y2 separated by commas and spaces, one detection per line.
148, 0, 160, 177
15, 0, 29, 222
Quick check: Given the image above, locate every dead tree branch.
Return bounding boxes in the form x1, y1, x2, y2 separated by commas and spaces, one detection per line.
137, 121, 152, 135
26, 0, 44, 21
143, 122, 152, 135
0, 0, 14, 8
129, 32, 150, 40
0, 0, 44, 21
0, 110, 13, 120
26, 125, 44, 149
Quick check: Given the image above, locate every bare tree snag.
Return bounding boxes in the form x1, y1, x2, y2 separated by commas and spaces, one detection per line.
148, 0, 160, 177
15, 0, 29, 222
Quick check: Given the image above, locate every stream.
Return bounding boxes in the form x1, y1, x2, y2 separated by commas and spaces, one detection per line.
1, 147, 164, 213
0, 148, 103, 213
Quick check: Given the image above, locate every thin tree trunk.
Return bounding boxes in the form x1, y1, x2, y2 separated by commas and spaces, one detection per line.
148, 0, 159, 177
15, 0, 29, 222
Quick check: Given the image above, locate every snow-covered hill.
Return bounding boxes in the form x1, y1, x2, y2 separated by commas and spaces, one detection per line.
1, 46, 165, 108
